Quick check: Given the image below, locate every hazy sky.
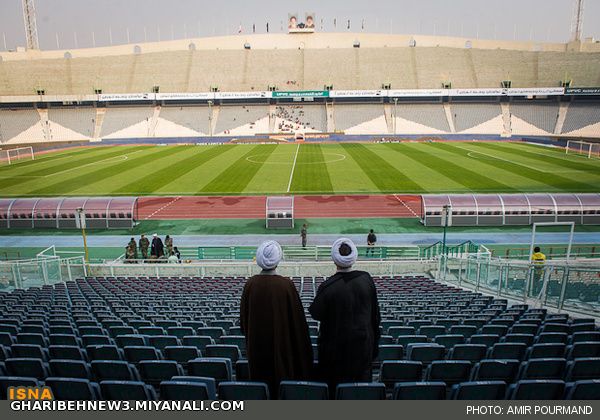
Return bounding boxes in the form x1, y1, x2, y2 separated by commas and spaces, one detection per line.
1, 0, 598, 50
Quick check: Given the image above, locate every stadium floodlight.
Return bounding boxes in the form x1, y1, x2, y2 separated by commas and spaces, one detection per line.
21, 0, 39, 50
0, 146, 35, 165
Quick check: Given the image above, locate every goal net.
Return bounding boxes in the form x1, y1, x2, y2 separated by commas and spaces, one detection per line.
0, 147, 35, 165
565, 140, 600, 159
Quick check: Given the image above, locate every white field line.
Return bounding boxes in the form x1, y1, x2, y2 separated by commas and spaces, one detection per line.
43, 149, 147, 178
286, 143, 301, 193
393, 194, 420, 218
512, 143, 600, 165
460, 146, 555, 173
144, 196, 182, 220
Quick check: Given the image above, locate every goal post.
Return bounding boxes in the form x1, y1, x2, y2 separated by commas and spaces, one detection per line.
0, 146, 35, 165
565, 140, 600, 159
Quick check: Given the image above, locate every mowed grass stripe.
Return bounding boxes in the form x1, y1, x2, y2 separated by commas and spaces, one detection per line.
290, 144, 334, 193
200, 145, 277, 193
0, 147, 95, 172
341, 143, 421, 192
27, 146, 185, 196
485, 142, 600, 173
438, 142, 598, 192
384, 143, 517, 192
114, 146, 233, 194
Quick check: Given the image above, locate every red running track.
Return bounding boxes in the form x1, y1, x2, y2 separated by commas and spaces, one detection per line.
137, 195, 422, 220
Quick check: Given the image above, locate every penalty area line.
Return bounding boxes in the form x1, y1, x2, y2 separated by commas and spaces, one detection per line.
286, 143, 300, 193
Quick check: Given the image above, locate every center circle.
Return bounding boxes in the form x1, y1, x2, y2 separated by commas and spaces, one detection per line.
246, 152, 347, 165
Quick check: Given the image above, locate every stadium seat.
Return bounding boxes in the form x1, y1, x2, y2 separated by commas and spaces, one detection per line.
160, 380, 210, 400
503, 334, 535, 346
565, 358, 600, 381
0, 377, 40, 399
108, 326, 136, 339
170, 376, 217, 400
166, 327, 195, 339
188, 358, 232, 384
564, 380, 600, 400
571, 323, 597, 333
235, 360, 250, 381
147, 336, 180, 351
182, 336, 214, 351
541, 323, 570, 334
86, 345, 124, 361
49, 360, 92, 379
197, 328, 225, 341
49, 326, 76, 336
5, 358, 49, 380
434, 335, 465, 350
335, 383, 386, 400
163, 346, 201, 365
572, 332, 600, 343
115, 335, 147, 348
45, 377, 101, 400
397, 335, 428, 348
0, 333, 15, 347
218, 381, 269, 400
488, 343, 527, 360
279, 381, 329, 400
480, 326, 508, 337
508, 380, 565, 400
379, 361, 423, 387
220, 336, 246, 354
91, 360, 141, 381
469, 334, 500, 347
407, 343, 445, 364
567, 342, 600, 359
527, 343, 566, 359
388, 326, 415, 337
377, 345, 404, 362
450, 326, 478, 338
472, 359, 520, 383
16, 333, 48, 347
138, 327, 166, 337
448, 344, 487, 363
510, 324, 539, 335
11, 344, 48, 361
81, 335, 112, 347
418, 326, 446, 339
123, 346, 162, 364
138, 360, 183, 387
49, 334, 80, 347
536, 333, 568, 344
518, 358, 567, 380
48, 345, 87, 361
451, 381, 506, 400
205, 344, 242, 362
100, 381, 157, 400
426, 361, 472, 386
392, 382, 446, 400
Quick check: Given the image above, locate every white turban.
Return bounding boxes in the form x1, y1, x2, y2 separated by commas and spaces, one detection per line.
256, 240, 283, 270
331, 238, 358, 268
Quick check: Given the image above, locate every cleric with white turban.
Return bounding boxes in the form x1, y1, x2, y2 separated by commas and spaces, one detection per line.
331, 237, 358, 269
256, 240, 283, 271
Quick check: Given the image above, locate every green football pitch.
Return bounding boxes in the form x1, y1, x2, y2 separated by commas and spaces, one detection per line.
1, 141, 599, 196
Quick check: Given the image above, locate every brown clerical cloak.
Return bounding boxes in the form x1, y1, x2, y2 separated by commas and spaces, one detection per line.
240, 273, 313, 398
309, 270, 381, 390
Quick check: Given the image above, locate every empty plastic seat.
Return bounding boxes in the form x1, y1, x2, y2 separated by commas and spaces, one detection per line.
45, 377, 100, 400
218, 381, 269, 400
115, 335, 146, 348
11, 344, 48, 361
205, 345, 241, 362
86, 345, 124, 361
480, 325, 508, 337
138, 327, 166, 337
123, 346, 162, 364
170, 376, 217, 400
81, 335, 112, 347
49, 360, 92, 379
167, 327, 195, 339
565, 358, 600, 381
536, 333, 568, 344
472, 359, 520, 383
451, 381, 506, 400
389, 326, 416, 337
49, 334, 80, 347
78, 327, 106, 337
49, 345, 86, 361
488, 343, 527, 360
160, 380, 210, 400
49, 326, 76, 336
0, 376, 40, 399
449, 344, 487, 363
0, 324, 19, 336
527, 344, 566, 359
220, 336, 246, 354
335, 383, 386, 400
188, 358, 232, 384
163, 346, 201, 365
235, 360, 250, 381
108, 326, 136, 339
503, 334, 535, 346
510, 324, 539, 335
450, 326, 478, 338
564, 380, 600, 400
434, 335, 465, 350
91, 360, 140, 381
407, 344, 445, 364
572, 332, 600, 343
5, 358, 49, 380
469, 334, 500, 347
148, 336, 180, 351
519, 358, 567, 380
397, 335, 428, 348
392, 382, 446, 400
426, 361, 472, 386
182, 336, 214, 351
377, 345, 404, 362
0, 333, 15, 347
567, 342, 600, 359
379, 361, 423, 387
419, 326, 446, 339
197, 328, 225, 341
138, 360, 184, 387
571, 323, 597, 333
100, 380, 156, 400
541, 323, 570, 334
508, 380, 565, 400
16, 333, 47, 347
279, 381, 329, 400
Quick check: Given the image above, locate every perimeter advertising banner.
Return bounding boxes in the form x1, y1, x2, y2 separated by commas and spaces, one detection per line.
566, 87, 600, 95
272, 90, 329, 98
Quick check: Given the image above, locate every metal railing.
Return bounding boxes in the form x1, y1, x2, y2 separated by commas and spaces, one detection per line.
440, 254, 600, 317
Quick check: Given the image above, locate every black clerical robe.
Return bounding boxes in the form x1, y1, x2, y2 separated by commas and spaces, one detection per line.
240, 273, 313, 398
309, 270, 381, 389
151, 237, 164, 257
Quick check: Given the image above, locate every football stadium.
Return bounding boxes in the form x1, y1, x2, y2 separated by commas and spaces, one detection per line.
0, 0, 600, 407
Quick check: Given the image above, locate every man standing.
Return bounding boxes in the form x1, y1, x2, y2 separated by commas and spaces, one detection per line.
367, 229, 377, 257
300, 224, 308, 248
165, 235, 173, 256
531, 246, 547, 296
151, 233, 164, 258
310, 238, 380, 391
240, 241, 313, 398
139, 235, 150, 260
127, 237, 138, 260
